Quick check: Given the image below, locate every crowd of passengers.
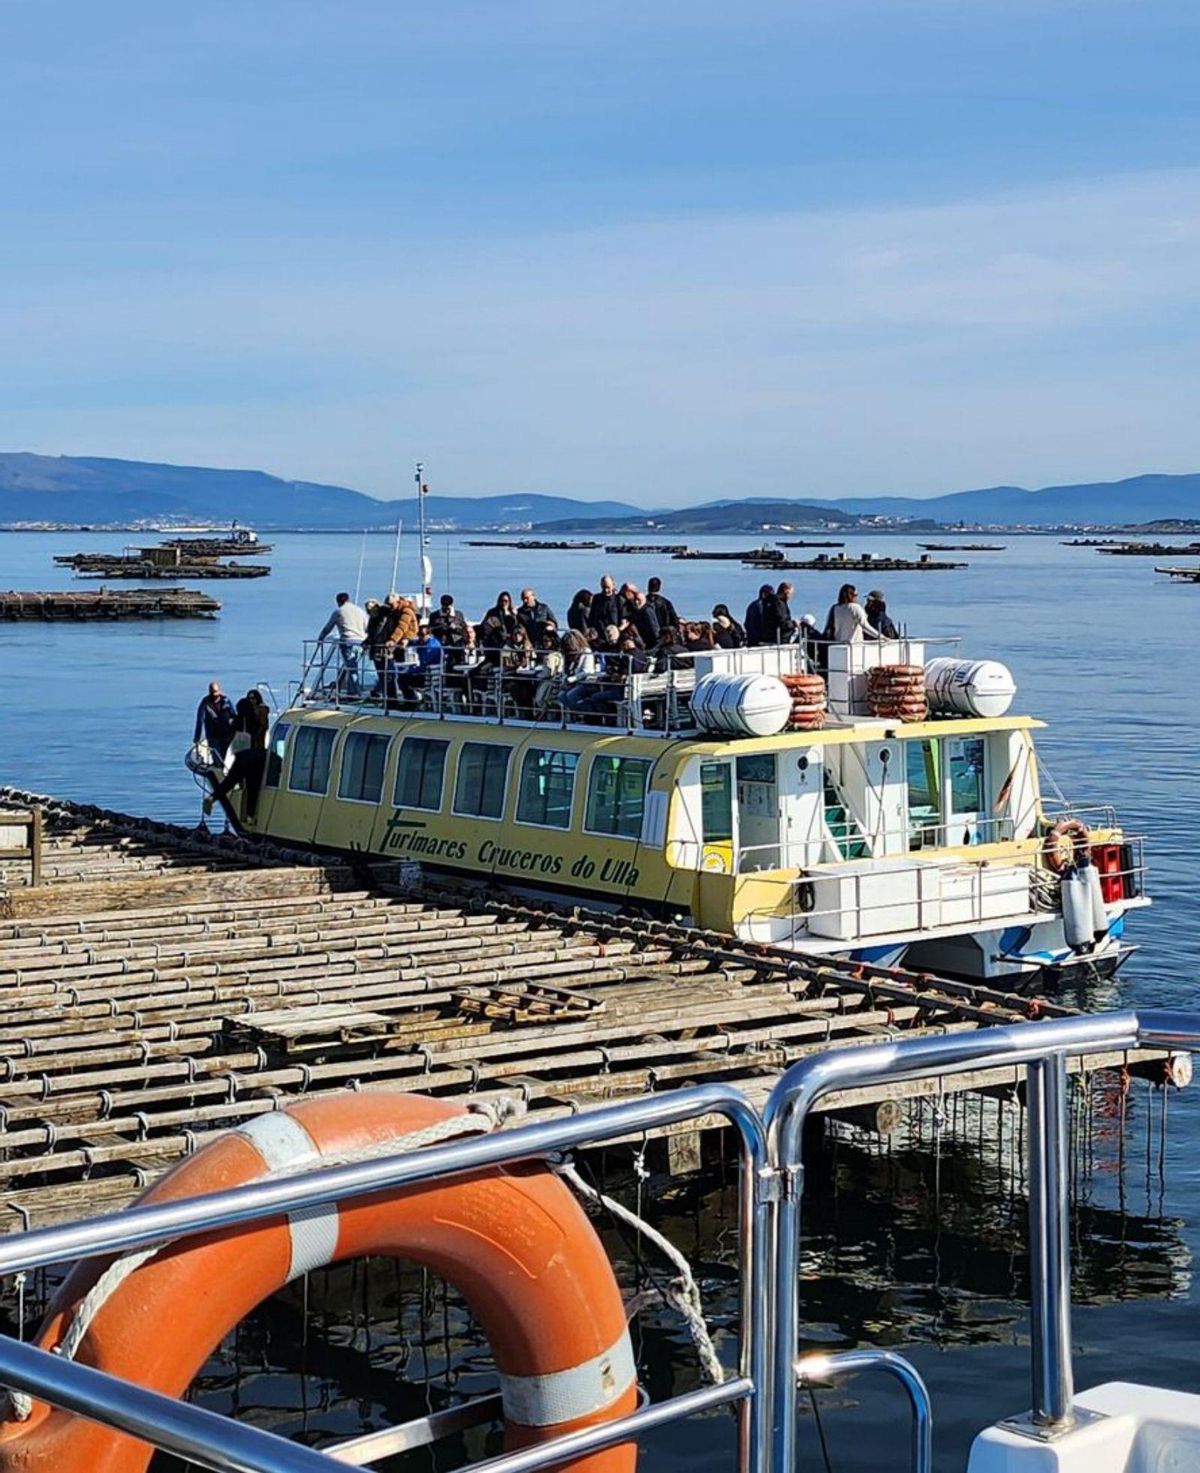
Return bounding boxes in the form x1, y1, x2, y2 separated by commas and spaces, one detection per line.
308, 576, 902, 721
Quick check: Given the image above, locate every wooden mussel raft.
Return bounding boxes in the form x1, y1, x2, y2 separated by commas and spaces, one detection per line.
747, 552, 967, 571
0, 788, 1181, 1231
160, 533, 272, 556
0, 588, 221, 620
1098, 542, 1200, 557
54, 544, 269, 579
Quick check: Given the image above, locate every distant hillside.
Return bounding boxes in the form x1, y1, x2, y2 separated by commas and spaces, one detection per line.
538, 500, 863, 533
0, 453, 640, 530
800, 473, 1200, 526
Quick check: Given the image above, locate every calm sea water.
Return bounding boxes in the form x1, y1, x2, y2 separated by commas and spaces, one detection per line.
2, 528, 1199, 1469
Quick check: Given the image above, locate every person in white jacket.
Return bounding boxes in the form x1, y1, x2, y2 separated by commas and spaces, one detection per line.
823, 584, 880, 643
317, 592, 369, 694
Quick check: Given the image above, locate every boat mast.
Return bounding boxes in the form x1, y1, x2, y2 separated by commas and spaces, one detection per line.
416, 461, 432, 615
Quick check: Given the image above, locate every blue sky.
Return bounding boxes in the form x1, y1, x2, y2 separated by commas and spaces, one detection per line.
2, 0, 1198, 504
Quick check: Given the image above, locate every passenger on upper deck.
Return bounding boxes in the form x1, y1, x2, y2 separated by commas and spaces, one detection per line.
517, 587, 558, 642
588, 575, 623, 637
823, 584, 880, 643
484, 590, 519, 641
765, 582, 797, 644
318, 592, 369, 694
193, 681, 236, 759
865, 590, 898, 639
645, 576, 679, 634
628, 589, 660, 648
711, 604, 747, 648
567, 589, 593, 634
429, 593, 468, 656
391, 625, 443, 709
744, 584, 775, 646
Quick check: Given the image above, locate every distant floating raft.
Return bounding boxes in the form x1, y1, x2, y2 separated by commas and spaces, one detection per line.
0, 588, 222, 619
746, 553, 967, 571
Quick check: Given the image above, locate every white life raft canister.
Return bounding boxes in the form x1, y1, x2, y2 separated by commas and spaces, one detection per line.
924, 658, 1017, 718
691, 672, 792, 737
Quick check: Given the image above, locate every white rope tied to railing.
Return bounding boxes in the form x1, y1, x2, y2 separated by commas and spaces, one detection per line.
553, 1158, 726, 1386
1, 1099, 520, 1423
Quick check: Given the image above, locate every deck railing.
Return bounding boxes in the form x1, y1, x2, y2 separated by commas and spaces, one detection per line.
0, 991, 1189, 1473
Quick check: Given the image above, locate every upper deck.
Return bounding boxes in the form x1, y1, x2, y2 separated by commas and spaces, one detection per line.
293, 632, 1020, 744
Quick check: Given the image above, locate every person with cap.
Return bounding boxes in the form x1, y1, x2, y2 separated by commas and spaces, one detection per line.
865, 590, 898, 639
430, 593, 470, 668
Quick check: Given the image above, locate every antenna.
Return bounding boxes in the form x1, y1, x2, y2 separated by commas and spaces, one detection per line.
353, 529, 367, 604
390, 517, 403, 593
416, 462, 433, 615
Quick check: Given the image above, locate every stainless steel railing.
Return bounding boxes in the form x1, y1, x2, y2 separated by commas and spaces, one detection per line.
0, 1084, 769, 1473
0, 1009, 1196, 1472
763, 1008, 1200, 1468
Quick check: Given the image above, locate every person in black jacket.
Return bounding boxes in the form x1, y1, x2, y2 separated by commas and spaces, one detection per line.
517, 587, 557, 642
193, 682, 236, 760
763, 581, 797, 644
711, 604, 747, 648
204, 690, 270, 821
744, 584, 774, 646
566, 589, 593, 635
588, 574, 623, 637
629, 589, 661, 649
645, 576, 679, 634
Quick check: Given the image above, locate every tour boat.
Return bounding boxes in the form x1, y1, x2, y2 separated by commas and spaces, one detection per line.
210, 632, 1147, 984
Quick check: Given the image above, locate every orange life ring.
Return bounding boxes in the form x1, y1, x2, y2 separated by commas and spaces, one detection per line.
0, 1094, 638, 1473
1043, 817, 1090, 875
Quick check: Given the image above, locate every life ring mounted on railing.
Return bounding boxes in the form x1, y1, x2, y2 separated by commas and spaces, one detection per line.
0, 1094, 639, 1473
1042, 817, 1091, 875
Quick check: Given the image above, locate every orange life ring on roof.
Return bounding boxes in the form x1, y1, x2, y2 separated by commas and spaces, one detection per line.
0, 1094, 638, 1473
1043, 817, 1090, 875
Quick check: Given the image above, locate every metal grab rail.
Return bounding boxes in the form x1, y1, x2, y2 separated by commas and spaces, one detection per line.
763, 1008, 1199, 1471
0, 1084, 769, 1473
796, 1350, 932, 1473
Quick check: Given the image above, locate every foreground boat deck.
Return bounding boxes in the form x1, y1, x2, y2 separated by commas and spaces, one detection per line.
0, 787, 1179, 1229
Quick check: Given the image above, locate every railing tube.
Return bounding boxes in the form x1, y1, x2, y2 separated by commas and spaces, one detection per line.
796, 1349, 932, 1473
1027, 1054, 1074, 1428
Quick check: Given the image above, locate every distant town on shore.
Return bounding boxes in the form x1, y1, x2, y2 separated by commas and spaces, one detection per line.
1, 451, 1198, 535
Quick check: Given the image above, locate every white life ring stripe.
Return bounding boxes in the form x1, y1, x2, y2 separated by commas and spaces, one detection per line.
499, 1329, 636, 1428
237, 1113, 339, 1281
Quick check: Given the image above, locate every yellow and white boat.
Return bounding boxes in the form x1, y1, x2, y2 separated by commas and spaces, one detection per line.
220, 634, 1147, 983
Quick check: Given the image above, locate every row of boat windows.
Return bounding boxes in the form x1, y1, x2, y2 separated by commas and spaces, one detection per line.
267, 724, 650, 839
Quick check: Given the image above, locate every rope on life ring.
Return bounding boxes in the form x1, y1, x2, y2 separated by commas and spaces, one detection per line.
1042, 817, 1090, 875
0, 1093, 638, 1473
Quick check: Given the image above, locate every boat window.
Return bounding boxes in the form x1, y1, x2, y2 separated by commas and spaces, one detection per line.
394, 737, 449, 812
288, 726, 335, 795
700, 761, 733, 842
948, 736, 986, 815
516, 749, 579, 829
338, 732, 389, 804
264, 722, 290, 789
906, 738, 940, 846
453, 742, 511, 821
736, 753, 776, 785
585, 756, 650, 839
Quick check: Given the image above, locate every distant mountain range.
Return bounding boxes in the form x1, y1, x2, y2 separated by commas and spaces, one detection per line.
1, 452, 1197, 532
0, 454, 639, 531
540, 474, 1200, 531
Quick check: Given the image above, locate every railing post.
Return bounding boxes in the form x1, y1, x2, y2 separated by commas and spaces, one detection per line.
28, 806, 42, 889
1026, 1053, 1075, 1429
